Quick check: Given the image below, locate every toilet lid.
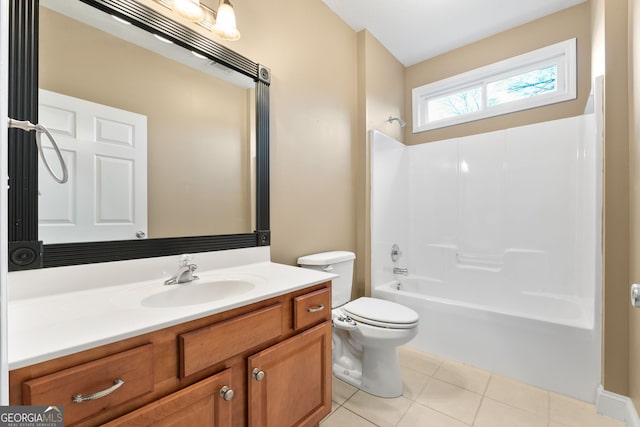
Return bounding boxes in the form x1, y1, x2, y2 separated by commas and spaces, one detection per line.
343, 297, 419, 329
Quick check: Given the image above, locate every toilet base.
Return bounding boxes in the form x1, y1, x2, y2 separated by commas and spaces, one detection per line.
361, 346, 403, 398
332, 346, 403, 398
332, 363, 361, 389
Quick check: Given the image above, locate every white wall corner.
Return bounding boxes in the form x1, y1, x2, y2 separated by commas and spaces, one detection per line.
596, 385, 640, 426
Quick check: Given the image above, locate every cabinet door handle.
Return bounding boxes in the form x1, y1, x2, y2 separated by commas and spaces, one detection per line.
219, 386, 235, 401
252, 368, 265, 381
72, 379, 124, 403
306, 304, 325, 313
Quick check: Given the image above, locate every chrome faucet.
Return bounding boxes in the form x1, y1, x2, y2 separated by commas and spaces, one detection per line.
393, 267, 408, 276
164, 254, 199, 285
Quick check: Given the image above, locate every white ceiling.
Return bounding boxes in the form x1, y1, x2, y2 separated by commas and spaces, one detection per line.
322, 0, 587, 67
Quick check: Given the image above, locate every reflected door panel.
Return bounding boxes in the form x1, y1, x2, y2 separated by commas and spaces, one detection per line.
38, 89, 148, 243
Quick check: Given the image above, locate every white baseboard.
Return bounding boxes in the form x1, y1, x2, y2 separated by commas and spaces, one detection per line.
596, 385, 640, 427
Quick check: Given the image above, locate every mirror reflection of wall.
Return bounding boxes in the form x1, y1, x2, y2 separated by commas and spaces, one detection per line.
38, 3, 256, 244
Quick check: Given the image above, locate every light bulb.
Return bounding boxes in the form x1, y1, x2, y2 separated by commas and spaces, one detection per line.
212, 0, 240, 41
171, 0, 205, 22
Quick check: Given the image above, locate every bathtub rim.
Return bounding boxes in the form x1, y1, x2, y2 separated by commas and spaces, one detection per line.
375, 279, 594, 331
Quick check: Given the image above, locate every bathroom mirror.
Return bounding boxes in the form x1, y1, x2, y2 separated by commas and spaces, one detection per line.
8, 0, 271, 270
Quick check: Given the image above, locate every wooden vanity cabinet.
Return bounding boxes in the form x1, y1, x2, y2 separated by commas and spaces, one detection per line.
9, 281, 332, 427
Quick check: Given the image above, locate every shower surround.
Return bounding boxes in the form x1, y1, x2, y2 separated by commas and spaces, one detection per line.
370, 111, 601, 401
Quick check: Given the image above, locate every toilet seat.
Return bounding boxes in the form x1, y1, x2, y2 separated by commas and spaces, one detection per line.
343, 297, 419, 329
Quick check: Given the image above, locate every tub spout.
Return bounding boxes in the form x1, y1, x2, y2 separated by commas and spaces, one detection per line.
393, 267, 408, 275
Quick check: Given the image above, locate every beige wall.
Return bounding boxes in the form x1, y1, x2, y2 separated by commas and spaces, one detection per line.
405, 3, 591, 145
200, 0, 359, 266
599, 0, 631, 396
362, 31, 406, 145
356, 30, 405, 297
40, 8, 252, 238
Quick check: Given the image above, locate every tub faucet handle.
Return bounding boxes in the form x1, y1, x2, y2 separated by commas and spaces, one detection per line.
391, 244, 402, 262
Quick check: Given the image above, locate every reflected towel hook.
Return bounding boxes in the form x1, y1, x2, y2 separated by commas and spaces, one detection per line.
8, 118, 68, 184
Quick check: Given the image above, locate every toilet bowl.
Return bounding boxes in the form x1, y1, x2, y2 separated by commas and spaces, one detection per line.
298, 251, 419, 398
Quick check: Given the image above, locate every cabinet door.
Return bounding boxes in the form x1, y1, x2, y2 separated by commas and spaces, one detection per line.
104, 368, 234, 427
248, 321, 331, 427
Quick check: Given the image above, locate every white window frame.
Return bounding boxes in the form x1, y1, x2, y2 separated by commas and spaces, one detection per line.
412, 38, 577, 132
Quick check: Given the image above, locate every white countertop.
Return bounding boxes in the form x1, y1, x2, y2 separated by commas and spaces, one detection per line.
8, 260, 335, 369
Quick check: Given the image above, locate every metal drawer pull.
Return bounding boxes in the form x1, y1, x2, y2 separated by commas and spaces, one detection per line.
306, 304, 325, 313
72, 379, 124, 403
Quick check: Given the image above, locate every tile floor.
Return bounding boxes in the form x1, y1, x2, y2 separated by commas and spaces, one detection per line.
320, 346, 625, 427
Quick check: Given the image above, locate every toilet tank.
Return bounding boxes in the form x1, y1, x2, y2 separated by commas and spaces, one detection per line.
297, 251, 355, 308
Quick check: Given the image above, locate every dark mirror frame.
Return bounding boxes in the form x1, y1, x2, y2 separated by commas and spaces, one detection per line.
8, 0, 270, 270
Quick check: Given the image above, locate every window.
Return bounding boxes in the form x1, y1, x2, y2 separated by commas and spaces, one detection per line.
412, 39, 576, 132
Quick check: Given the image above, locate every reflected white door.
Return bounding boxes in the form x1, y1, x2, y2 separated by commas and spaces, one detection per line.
38, 89, 147, 243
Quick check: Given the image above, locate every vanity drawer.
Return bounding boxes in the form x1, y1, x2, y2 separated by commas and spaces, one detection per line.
23, 343, 154, 426
103, 368, 233, 427
294, 286, 331, 330
180, 303, 283, 378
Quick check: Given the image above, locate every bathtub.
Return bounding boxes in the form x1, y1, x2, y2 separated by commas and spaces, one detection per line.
373, 277, 600, 402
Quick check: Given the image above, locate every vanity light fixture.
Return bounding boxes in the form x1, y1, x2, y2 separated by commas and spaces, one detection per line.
154, 0, 241, 41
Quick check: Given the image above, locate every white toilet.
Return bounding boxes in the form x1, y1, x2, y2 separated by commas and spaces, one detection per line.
297, 251, 419, 398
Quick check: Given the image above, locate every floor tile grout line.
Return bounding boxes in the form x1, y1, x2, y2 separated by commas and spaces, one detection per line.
341, 405, 382, 427
349, 390, 411, 427
340, 385, 421, 427
424, 360, 492, 396
401, 367, 486, 425
326, 385, 359, 422
409, 370, 433, 402
392, 398, 414, 427
408, 399, 475, 426
472, 391, 487, 426
421, 373, 486, 400
467, 372, 493, 426
481, 373, 492, 396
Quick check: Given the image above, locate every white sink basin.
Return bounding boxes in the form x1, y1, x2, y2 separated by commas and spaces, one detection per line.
140, 276, 258, 308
